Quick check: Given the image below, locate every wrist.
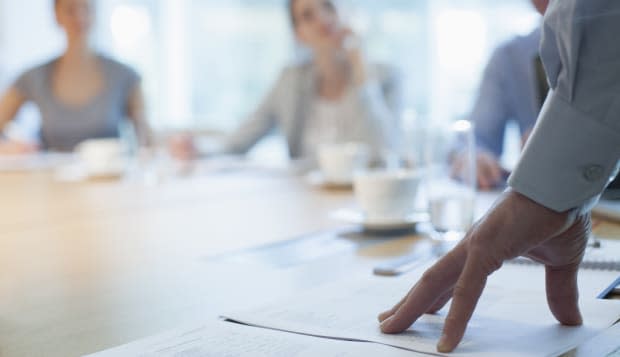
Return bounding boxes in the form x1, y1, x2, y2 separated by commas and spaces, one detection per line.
505, 188, 579, 232
345, 47, 367, 86
349, 58, 367, 87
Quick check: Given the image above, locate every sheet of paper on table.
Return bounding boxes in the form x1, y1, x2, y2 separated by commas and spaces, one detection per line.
223, 265, 620, 357
85, 320, 428, 357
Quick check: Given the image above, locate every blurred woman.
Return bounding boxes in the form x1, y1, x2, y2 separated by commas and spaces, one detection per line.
0, 0, 150, 154
171, 0, 401, 162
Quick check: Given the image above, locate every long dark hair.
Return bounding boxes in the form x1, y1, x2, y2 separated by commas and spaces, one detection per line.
288, 0, 337, 28
288, 0, 298, 27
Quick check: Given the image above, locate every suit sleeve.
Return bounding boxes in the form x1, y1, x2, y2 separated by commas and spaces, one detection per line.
508, 0, 620, 212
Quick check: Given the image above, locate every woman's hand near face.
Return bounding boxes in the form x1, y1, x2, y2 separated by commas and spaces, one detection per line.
338, 28, 367, 86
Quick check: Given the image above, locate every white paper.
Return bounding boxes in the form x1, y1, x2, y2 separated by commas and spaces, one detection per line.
223, 265, 620, 357
85, 320, 427, 357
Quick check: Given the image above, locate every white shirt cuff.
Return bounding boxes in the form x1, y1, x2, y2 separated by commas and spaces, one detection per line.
508, 90, 620, 212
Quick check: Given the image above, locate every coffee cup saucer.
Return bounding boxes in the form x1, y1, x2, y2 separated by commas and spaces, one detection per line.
330, 208, 429, 232
55, 160, 125, 182
85, 165, 125, 180
306, 171, 353, 189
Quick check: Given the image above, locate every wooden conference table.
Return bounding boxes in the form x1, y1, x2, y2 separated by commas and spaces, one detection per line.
0, 163, 619, 357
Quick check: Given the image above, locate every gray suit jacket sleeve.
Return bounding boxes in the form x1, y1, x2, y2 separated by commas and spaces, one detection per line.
222, 70, 290, 154
470, 46, 512, 157
222, 63, 401, 157
508, 0, 620, 212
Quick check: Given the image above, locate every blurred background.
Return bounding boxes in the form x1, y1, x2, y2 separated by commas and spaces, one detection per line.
0, 0, 539, 160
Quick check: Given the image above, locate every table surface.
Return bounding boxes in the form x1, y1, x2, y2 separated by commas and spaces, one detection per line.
1, 166, 619, 357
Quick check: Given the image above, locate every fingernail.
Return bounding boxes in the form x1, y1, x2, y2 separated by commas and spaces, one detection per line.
380, 316, 394, 332
437, 335, 451, 353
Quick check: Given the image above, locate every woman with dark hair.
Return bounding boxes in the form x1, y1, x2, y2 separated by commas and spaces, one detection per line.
0, 0, 150, 154
171, 0, 401, 162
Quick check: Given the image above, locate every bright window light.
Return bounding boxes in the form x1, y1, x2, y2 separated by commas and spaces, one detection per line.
436, 10, 486, 71
110, 5, 151, 50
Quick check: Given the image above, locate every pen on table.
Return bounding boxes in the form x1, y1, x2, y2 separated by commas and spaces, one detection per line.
374, 255, 425, 276
597, 275, 620, 300
373, 242, 435, 277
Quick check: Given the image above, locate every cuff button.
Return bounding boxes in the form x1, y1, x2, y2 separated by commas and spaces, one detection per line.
583, 165, 604, 182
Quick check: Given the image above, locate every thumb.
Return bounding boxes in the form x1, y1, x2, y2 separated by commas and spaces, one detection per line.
545, 264, 583, 326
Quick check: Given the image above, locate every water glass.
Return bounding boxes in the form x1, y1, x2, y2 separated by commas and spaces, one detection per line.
424, 120, 476, 242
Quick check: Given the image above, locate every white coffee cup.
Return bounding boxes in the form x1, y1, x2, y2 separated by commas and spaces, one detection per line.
76, 138, 125, 177
354, 170, 421, 221
317, 142, 370, 184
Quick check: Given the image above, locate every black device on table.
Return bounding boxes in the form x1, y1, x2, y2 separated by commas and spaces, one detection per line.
603, 174, 620, 200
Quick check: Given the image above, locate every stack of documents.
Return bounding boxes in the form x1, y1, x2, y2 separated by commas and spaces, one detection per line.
222, 266, 620, 357
90, 265, 620, 356
87, 321, 429, 357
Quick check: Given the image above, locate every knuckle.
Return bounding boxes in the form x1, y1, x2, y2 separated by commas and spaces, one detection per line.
467, 241, 503, 274
419, 270, 437, 287
452, 283, 470, 301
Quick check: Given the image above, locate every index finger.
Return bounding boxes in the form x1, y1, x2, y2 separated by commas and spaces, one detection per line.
380, 242, 468, 334
437, 250, 492, 353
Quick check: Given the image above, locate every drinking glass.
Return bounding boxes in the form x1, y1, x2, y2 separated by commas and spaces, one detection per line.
424, 119, 476, 242
119, 120, 171, 185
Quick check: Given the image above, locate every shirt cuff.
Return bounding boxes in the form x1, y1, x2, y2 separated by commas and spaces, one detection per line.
508, 90, 620, 212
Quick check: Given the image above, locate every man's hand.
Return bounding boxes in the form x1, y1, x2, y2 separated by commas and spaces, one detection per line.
378, 189, 589, 353
452, 150, 508, 191
167, 133, 197, 161
337, 28, 367, 87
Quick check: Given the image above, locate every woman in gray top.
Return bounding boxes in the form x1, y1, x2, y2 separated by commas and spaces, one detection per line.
0, 0, 150, 153
171, 0, 401, 161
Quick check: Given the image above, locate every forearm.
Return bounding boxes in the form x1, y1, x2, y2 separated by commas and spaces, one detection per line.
509, 91, 620, 212
0, 87, 25, 133
129, 113, 153, 148
509, 0, 620, 212
222, 114, 276, 155
127, 84, 154, 147
469, 48, 512, 158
